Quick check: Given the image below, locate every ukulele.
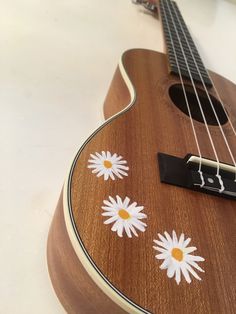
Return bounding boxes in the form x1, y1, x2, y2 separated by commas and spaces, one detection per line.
47, 1, 236, 313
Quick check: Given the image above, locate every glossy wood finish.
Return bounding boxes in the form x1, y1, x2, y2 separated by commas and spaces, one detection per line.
103, 66, 131, 119
48, 49, 236, 313
159, 0, 212, 86
70, 49, 236, 313
47, 191, 127, 314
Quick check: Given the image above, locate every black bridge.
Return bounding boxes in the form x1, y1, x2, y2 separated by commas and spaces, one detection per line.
158, 153, 236, 200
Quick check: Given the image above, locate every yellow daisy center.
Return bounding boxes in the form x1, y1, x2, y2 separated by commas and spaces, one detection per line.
118, 209, 130, 220
171, 248, 183, 262
103, 160, 112, 169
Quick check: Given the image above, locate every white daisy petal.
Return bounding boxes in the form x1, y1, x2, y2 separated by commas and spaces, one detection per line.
92, 167, 103, 174
104, 172, 109, 181
153, 246, 167, 253
90, 153, 98, 159
114, 164, 129, 170
109, 171, 115, 180
133, 218, 147, 226
123, 197, 130, 208
155, 252, 169, 260
158, 233, 169, 245
184, 246, 197, 254
186, 255, 205, 262
124, 222, 132, 238
183, 237, 191, 247
117, 220, 124, 237
101, 206, 115, 211
181, 264, 192, 284
153, 239, 170, 250
172, 230, 178, 245
175, 267, 181, 285
130, 219, 146, 232
111, 168, 123, 179
88, 151, 129, 180
116, 195, 123, 207
159, 257, 171, 269
111, 219, 120, 232
185, 263, 202, 281
96, 170, 106, 177
102, 211, 116, 217
167, 264, 176, 278
95, 152, 103, 159
129, 224, 139, 237
135, 213, 147, 219
115, 169, 128, 176
132, 206, 144, 214
110, 153, 118, 162
116, 160, 127, 164
153, 230, 205, 285
103, 201, 113, 207
187, 260, 205, 273
87, 164, 100, 169
130, 221, 145, 232
115, 156, 123, 161
178, 233, 185, 246
88, 159, 101, 164
108, 196, 117, 205
164, 231, 173, 244
104, 215, 119, 224
127, 202, 138, 212
102, 196, 146, 238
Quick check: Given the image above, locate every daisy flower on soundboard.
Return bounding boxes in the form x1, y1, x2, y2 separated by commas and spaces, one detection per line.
153, 230, 205, 285
102, 195, 147, 238
87, 151, 129, 180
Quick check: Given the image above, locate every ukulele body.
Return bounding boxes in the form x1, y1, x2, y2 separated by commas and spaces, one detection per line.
47, 49, 236, 314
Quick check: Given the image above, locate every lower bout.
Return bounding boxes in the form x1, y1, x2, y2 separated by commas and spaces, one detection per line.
47, 190, 127, 314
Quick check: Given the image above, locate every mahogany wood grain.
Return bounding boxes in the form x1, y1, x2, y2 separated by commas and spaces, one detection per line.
103, 67, 131, 119
48, 49, 236, 313
47, 191, 127, 314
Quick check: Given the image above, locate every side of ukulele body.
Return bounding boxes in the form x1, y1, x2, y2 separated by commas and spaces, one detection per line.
47, 49, 236, 314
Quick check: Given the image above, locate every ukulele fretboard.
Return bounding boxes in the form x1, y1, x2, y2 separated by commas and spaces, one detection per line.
160, 0, 212, 87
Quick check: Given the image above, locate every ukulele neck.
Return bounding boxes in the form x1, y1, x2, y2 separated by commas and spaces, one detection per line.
159, 0, 212, 87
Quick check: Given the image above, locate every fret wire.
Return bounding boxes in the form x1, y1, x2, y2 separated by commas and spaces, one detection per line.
170, 0, 236, 176
169, 49, 205, 67
159, 0, 204, 182
171, 3, 207, 65
163, 0, 222, 183
167, 48, 209, 77
169, 56, 207, 72
161, 0, 212, 86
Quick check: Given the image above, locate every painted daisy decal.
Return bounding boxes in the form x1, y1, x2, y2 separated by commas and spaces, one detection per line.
101, 195, 147, 238
88, 151, 129, 180
153, 230, 205, 285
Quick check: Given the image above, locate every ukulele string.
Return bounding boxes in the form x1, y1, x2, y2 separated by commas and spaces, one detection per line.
160, 0, 204, 185
170, 0, 236, 181
164, 0, 224, 190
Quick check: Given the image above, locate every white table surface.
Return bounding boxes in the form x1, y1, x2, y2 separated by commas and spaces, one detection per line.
1, 0, 236, 313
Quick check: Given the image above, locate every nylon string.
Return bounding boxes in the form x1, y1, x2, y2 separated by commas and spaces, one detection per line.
170, 0, 236, 182
160, 0, 205, 186
164, 0, 225, 191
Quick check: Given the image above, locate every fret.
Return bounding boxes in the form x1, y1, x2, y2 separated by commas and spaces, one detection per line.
170, 63, 208, 80
168, 49, 208, 73
169, 57, 207, 74
160, 0, 212, 87
171, 66, 210, 86
168, 51, 207, 71
163, 27, 195, 54
164, 26, 202, 62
